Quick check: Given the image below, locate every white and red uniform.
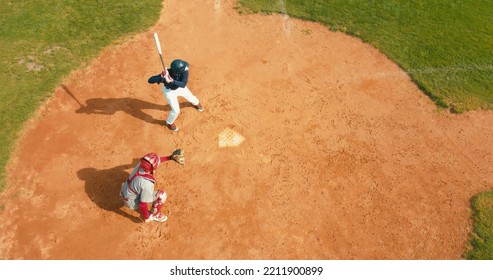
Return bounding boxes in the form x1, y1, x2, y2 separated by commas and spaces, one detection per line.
120, 156, 169, 221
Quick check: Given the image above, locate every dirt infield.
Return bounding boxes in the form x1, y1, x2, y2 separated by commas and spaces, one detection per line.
1, 0, 493, 259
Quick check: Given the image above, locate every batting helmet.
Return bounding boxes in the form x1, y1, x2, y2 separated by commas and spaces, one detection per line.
140, 153, 161, 173
170, 59, 188, 74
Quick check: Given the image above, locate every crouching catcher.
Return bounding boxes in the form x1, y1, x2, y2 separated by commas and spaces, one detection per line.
120, 150, 185, 222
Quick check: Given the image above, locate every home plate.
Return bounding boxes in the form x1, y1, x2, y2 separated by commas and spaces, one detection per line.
218, 128, 245, 148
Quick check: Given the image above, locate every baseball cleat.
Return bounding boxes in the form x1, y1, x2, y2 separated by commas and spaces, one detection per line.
194, 103, 204, 112
166, 122, 179, 132
151, 212, 168, 222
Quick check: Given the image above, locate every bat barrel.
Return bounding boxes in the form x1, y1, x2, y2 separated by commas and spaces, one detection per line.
153, 32, 163, 55
153, 32, 166, 70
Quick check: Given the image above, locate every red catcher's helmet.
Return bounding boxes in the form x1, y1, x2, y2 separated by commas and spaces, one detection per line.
140, 153, 161, 174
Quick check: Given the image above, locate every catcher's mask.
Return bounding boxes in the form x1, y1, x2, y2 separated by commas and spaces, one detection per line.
140, 153, 161, 174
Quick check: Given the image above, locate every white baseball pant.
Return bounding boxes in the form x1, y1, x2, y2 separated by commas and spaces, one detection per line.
162, 85, 200, 125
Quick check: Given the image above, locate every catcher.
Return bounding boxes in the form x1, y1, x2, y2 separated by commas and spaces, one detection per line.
120, 150, 185, 223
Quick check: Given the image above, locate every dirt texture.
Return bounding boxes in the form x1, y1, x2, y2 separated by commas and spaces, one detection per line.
1, 0, 493, 260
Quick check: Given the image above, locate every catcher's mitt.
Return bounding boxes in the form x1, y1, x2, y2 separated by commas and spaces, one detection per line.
170, 149, 185, 165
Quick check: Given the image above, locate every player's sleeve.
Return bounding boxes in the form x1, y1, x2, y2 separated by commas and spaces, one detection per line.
160, 156, 171, 162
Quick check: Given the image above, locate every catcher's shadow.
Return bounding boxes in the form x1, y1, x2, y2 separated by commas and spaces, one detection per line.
77, 159, 142, 223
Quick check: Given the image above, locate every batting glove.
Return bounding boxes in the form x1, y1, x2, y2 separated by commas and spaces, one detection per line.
161, 69, 173, 83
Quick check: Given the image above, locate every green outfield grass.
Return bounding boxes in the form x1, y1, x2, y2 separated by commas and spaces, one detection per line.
238, 0, 493, 260
466, 192, 493, 259
0, 0, 162, 192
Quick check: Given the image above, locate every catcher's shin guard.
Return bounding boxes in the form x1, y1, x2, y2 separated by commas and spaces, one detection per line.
150, 190, 167, 214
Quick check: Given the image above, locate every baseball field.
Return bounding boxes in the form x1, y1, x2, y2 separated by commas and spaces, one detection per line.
1, 0, 492, 259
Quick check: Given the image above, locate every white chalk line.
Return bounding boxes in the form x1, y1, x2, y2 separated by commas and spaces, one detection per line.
278, 0, 291, 34
214, 0, 221, 11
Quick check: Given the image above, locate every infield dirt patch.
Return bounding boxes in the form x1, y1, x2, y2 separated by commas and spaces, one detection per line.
1, 0, 492, 259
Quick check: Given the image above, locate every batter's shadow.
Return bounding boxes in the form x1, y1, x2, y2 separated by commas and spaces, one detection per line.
77, 159, 142, 223
75, 97, 168, 125
61, 84, 197, 125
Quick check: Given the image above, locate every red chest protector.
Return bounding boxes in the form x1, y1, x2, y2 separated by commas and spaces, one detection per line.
126, 170, 155, 195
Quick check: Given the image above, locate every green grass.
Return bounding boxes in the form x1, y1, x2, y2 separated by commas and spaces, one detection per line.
466, 192, 493, 259
238, 0, 493, 260
0, 0, 162, 192
237, 0, 493, 113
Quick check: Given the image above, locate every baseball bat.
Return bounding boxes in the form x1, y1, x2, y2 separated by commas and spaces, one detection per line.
153, 32, 166, 71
